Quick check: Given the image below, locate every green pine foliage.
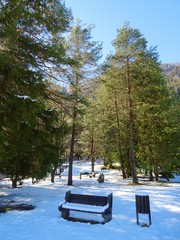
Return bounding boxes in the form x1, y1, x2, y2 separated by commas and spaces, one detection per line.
91, 23, 180, 182
0, 0, 71, 187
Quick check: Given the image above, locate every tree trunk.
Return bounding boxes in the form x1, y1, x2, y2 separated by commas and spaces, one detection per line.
90, 127, 95, 174
126, 58, 138, 184
12, 176, 18, 188
154, 159, 159, 181
51, 168, 56, 183
114, 96, 126, 179
67, 109, 77, 186
149, 169, 154, 181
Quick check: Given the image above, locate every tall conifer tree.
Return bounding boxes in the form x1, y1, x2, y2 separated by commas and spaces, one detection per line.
0, 0, 71, 187
62, 20, 102, 185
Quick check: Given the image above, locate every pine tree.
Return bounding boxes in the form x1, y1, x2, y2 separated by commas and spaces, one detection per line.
96, 22, 177, 183
0, 0, 71, 187
134, 58, 180, 180
111, 22, 149, 183
79, 77, 102, 173
104, 22, 179, 182
62, 20, 102, 185
99, 66, 128, 177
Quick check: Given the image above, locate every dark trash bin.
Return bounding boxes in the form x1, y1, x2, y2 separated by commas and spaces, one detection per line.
135, 195, 152, 226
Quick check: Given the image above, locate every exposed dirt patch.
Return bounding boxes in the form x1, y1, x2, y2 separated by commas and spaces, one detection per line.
0, 193, 35, 213
0, 203, 36, 213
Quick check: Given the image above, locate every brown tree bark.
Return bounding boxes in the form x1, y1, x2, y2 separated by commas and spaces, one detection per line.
67, 109, 77, 186
90, 127, 95, 174
114, 96, 126, 179
126, 58, 138, 184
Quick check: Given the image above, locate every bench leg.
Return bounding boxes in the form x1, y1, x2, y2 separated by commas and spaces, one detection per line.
136, 212, 152, 226
61, 209, 70, 219
149, 212, 152, 226
102, 211, 112, 224
136, 212, 139, 225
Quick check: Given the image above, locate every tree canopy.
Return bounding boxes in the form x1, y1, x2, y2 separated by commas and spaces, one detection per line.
0, 0, 71, 187
0, 3, 179, 187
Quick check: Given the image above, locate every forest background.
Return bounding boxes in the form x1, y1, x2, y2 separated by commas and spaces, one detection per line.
0, 0, 179, 188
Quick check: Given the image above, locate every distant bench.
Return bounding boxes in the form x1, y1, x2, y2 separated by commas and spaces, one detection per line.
58, 190, 113, 224
79, 171, 98, 179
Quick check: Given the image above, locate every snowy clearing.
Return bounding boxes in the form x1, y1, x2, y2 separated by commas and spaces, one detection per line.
0, 160, 180, 240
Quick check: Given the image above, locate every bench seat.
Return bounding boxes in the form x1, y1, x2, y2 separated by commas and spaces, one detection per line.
60, 202, 109, 213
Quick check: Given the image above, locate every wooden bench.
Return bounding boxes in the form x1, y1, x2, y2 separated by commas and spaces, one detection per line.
79, 171, 97, 179
58, 190, 113, 224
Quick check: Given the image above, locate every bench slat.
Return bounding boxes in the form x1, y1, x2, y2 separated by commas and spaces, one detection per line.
68, 194, 108, 206
61, 202, 109, 213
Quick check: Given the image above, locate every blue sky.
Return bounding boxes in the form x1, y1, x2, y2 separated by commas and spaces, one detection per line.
65, 0, 179, 64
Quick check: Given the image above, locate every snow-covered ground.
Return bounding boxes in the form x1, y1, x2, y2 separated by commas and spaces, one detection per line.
0, 160, 180, 240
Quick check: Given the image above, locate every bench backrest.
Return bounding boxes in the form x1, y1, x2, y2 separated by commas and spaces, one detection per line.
65, 191, 112, 207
